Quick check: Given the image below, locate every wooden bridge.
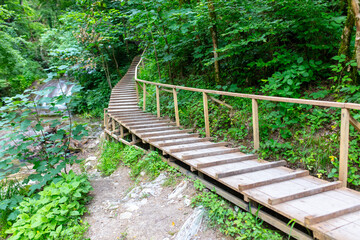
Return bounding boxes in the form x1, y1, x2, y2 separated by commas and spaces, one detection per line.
104, 56, 360, 240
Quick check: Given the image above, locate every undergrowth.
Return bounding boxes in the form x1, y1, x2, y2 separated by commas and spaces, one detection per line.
4, 171, 92, 240
98, 141, 176, 180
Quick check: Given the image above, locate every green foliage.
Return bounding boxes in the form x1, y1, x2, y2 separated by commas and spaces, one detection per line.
192, 181, 282, 240
0, 85, 87, 193
97, 141, 125, 176
128, 151, 170, 180
98, 141, 177, 180
0, 180, 28, 237
6, 171, 92, 240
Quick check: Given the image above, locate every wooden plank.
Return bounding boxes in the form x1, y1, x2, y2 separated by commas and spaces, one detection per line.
203, 92, 210, 138
156, 85, 160, 118
124, 120, 171, 125
305, 204, 360, 226
161, 88, 173, 93
268, 181, 342, 206
209, 95, 233, 109
339, 108, 350, 187
147, 133, 199, 142
182, 148, 239, 160
104, 129, 145, 152
135, 126, 178, 133
143, 83, 146, 111
173, 88, 180, 127
197, 154, 258, 168
252, 99, 260, 150
128, 123, 175, 129
215, 160, 286, 179
238, 170, 309, 191
157, 138, 212, 147
350, 114, 360, 132
169, 142, 228, 153
140, 129, 190, 138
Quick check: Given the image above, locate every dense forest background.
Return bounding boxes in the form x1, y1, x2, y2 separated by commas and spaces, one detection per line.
2, 0, 360, 186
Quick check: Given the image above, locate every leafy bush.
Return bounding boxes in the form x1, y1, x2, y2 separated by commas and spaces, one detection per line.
6, 171, 92, 240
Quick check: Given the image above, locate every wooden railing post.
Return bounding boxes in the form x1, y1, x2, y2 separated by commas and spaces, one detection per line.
203, 92, 210, 138
156, 85, 160, 118
173, 88, 180, 126
143, 83, 146, 111
104, 110, 109, 141
339, 108, 350, 187
135, 82, 139, 103
252, 99, 260, 150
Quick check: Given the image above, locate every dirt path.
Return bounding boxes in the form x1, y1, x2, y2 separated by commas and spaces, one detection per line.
84, 163, 230, 240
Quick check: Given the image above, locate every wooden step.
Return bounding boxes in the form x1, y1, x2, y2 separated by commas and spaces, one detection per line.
141, 129, 191, 138
215, 160, 286, 179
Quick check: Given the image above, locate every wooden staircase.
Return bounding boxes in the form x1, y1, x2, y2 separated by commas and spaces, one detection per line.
104, 57, 360, 240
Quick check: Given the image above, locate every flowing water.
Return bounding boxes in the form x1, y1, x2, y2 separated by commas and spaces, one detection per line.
34, 79, 75, 111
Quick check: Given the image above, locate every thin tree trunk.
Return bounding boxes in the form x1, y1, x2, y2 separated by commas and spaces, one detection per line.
351, 0, 360, 70
208, 0, 221, 85
339, 1, 355, 61
98, 47, 112, 89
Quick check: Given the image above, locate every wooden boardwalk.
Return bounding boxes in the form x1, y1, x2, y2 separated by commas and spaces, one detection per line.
105, 57, 360, 240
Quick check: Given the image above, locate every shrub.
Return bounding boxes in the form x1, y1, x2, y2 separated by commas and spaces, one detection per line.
6, 171, 92, 240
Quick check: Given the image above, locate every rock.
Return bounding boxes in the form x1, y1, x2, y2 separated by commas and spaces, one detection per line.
126, 203, 139, 212
86, 156, 97, 162
184, 198, 191, 207
168, 180, 188, 199
119, 212, 132, 219
87, 139, 100, 149
174, 207, 205, 240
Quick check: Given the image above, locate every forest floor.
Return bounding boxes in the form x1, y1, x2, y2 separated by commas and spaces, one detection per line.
79, 127, 230, 240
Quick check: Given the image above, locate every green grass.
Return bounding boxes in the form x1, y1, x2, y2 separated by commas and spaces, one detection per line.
97, 141, 125, 176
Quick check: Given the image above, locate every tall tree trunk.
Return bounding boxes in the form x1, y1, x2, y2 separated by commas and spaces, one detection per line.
142, 1, 162, 80
208, 0, 221, 85
339, 1, 355, 61
351, 0, 360, 70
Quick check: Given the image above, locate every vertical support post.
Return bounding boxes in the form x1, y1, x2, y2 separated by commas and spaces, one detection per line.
135, 82, 139, 103
203, 92, 210, 138
132, 133, 136, 143
156, 85, 160, 118
103, 108, 106, 128
252, 99, 260, 150
339, 108, 350, 187
143, 83, 146, 111
173, 88, 180, 127
112, 118, 116, 132
120, 125, 124, 138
